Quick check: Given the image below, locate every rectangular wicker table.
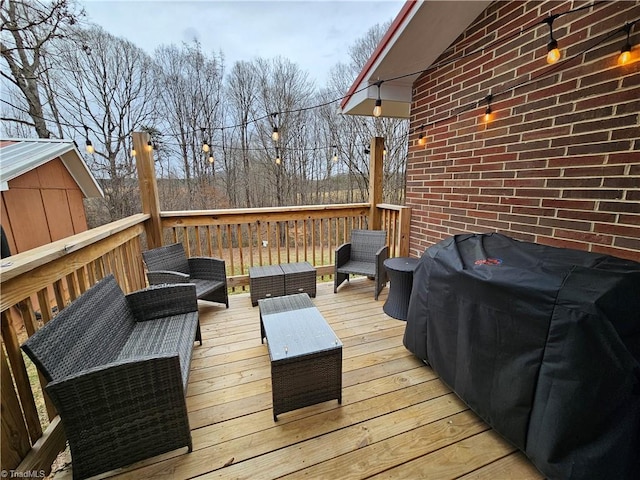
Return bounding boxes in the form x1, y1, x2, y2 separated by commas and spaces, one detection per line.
261, 303, 342, 421
250, 262, 316, 306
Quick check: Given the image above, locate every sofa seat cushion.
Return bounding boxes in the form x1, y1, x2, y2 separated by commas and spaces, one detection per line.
118, 312, 199, 389
336, 260, 375, 277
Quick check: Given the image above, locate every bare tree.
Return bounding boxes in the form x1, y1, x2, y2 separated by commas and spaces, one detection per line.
153, 42, 224, 209
325, 22, 409, 204
52, 25, 158, 223
0, 0, 84, 137
225, 60, 260, 208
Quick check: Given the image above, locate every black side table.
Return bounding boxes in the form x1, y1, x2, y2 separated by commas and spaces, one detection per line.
383, 257, 419, 321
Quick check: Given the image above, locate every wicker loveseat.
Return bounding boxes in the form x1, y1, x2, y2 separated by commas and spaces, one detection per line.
22, 274, 201, 480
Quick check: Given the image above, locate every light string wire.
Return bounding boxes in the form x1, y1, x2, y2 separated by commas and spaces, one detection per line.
2, 1, 633, 156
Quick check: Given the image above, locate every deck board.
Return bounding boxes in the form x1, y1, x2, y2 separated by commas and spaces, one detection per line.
52, 278, 543, 480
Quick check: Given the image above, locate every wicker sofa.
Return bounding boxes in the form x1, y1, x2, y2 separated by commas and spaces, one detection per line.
22, 274, 201, 480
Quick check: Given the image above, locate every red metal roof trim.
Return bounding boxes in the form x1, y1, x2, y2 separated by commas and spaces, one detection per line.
340, 0, 419, 110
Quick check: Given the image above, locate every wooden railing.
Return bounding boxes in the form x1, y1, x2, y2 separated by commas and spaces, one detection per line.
160, 203, 410, 289
0, 214, 149, 474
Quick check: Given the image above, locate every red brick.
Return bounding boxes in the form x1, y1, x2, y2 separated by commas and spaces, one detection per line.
542, 199, 596, 210
562, 189, 623, 200
594, 223, 640, 237
558, 210, 616, 223
539, 217, 592, 231
619, 214, 640, 226
547, 178, 602, 188
555, 229, 613, 245
536, 236, 590, 251
600, 201, 640, 213
567, 141, 632, 156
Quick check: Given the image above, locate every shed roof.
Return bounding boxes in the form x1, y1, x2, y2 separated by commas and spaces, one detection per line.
340, 0, 491, 118
0, 138, 103, 197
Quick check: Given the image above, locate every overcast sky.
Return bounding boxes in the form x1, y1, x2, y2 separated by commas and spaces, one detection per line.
79, 0, 405, 85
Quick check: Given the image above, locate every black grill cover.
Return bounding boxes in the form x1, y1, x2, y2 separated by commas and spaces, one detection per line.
403, 233, 640, 480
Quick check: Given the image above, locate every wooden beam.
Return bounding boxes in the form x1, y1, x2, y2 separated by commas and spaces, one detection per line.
369, 137, 384, 230
16, 417, 66, 476
134, 132, 162, 249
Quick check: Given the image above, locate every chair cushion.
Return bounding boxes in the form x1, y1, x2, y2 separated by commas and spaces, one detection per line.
337, 260, 376, 277
191, 278, 225, 299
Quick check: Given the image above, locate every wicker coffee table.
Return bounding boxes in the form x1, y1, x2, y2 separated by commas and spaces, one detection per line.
261, 306, 342, 421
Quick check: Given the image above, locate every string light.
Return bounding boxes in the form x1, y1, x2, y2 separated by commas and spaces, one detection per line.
619, 23, 633, 65
83, 125, 94, 154
131, 148, 137, 157
373, 81, 383, 117
275, 146, 281, 165
417, 125, 427, 146
201, 127, 210, 153
544, 14, 561, 64
484, 94, 493, 122
332, 145, 338, 162
271, 113, 280, 142
208, 152, 214, 164
146, 140, 153, 152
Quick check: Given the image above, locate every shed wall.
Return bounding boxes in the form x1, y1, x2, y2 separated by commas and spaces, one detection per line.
1, 157, 89, 254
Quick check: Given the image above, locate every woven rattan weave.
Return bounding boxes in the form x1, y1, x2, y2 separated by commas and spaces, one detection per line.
21, 275, 200, 479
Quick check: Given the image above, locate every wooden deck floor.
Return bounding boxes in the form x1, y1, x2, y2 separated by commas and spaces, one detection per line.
57, 279, 543, 480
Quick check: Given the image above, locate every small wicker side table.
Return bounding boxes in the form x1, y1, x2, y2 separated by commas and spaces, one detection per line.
281, 261, 317, 297
249, 265, 285, 306
383, 257, 419, 321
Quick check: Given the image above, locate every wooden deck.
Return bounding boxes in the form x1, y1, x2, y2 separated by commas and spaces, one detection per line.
55, 279, 543, 480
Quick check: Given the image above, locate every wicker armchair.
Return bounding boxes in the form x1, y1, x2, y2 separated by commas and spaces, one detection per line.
334, 229, 389, 300
21, 275, 199, 479
143, 242, 229, 308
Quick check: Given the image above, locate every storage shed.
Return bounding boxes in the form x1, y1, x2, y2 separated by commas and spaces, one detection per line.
0, 138, 103, 255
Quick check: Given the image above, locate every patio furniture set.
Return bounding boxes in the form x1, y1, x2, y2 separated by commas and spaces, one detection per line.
21, 232, 413, 478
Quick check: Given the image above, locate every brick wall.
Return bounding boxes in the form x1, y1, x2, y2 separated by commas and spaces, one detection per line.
406, 0, 640, 262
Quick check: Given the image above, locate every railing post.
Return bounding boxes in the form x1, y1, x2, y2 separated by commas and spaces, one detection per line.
133, 132, 162, 249
398, 206, 411, 257
369, 136, 384, 230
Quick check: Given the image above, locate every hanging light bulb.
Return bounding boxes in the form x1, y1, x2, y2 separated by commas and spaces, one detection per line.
83, 125, 95, 154
275, 146, 281, 165
417, 125, 427, 146
544, 15, 561, 64
373, 81, 383, 117
484, 94, 493, 122
271, 113, 279, 141
131, 148, 137, 157
618, 23, 633, 66
332, 145, 338, 162
146, 140, 153, 152
201, 127, 210, 152
208, 152, 214, 164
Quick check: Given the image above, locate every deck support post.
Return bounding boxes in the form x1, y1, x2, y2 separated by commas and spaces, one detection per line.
369, 136, 384, 231
134, 132, 162, 249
